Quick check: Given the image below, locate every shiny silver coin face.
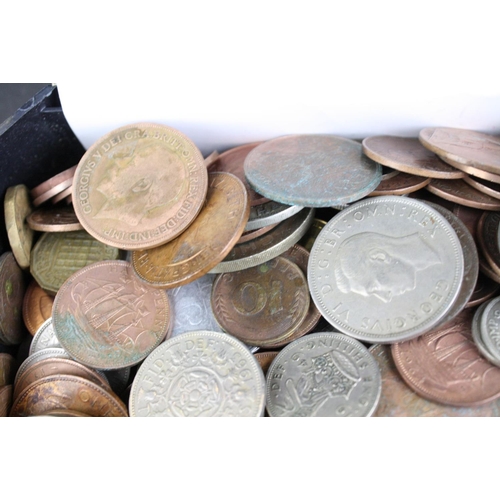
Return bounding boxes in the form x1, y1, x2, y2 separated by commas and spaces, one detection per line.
480, 296, 500, 363
308, 196, 464, 343
29, 318, 61, 355
266, 332, 381, 417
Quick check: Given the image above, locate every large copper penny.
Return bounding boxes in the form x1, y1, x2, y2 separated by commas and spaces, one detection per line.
72, 123, 208, 250
52, 261, 171, 370
27, 205, 83, 232
33, 178, 74, 207
211, 256, 310, 346
22, 280, 54, 336
10, 374, 128, 417
207, 142, 269, 206
30, 165, 77, 199
419, 127, 500, 175
367, 171, 430, 196
362, 136, 464, 179
452, 203, 483, 244
391, 308, 500, 406
132, 172, 250, 289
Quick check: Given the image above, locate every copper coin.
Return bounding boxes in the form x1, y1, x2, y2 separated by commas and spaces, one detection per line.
10, 374, 128, 417
380, 166, 400, 180
367, 171, 430, 196
438, 154, 500, 183
362, 136, 464, 179
476, 212, 500, 276
419, 127, 500, 175
0, 353, 16, 386
0, 252, 27, 345
72, 123, 208, 251
39, 409, 90, 417
14, 348, 72, 387
27, 205, 83, 232
33, 177, 74, 207
52, 260, 171, 370
207, 142, 269, 206
30, 165, 77, 199
463, 175, 500, 200
203, 150, 220, 166
51, 186, 73, 205
466, 272, 500, 308
0, 385, 12, 417
22, 280, 54, 335
132, 172, 250, 289
211, 256, 310, 346
479, 258, 500, 284
254, 351, 279, 376
236, 223, 279, 244
426, 178, 500, 210
391, 308, 500, 406
452, 203, 483, 244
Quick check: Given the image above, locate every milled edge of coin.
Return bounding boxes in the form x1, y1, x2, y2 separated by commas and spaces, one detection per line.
29, 318, 60, 356
245, 201, 303, 231
471, 301, 500, 367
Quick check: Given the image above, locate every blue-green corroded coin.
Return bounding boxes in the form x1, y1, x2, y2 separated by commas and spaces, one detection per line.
244, 135, 382, 207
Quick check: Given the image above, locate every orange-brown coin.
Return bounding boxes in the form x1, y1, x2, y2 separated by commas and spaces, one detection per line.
367, 171, 430, 196
463, 175, 500, 200
362, 136, 464, 179
51, 186, 73, 205
26, 205, 82, 232
438, 155, 500, 183
10, 374, 128, 417
132, 172, 250, 289
30, 165, 77, 200
22, 281, 54, 336
0, 353, 16, 386
0, 385, 12, 417
72, 123, 208, 251
211, 256, 310, 346
254, 351, 279, 376
33, 178, 74, 207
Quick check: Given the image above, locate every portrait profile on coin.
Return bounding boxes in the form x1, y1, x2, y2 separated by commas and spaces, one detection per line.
334, 231, 441, 303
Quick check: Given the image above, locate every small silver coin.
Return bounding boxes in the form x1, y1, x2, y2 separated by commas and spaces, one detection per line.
266, 332, 381, 417
471, 302, 500, 367
245, 201, 303, 231
479, 297, 500, 364
14, 347, 71, 387
29, 318, 61, 355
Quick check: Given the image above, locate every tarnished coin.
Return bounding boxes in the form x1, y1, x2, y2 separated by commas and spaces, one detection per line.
22, 280, 54, 336
27, 205, 83, 232
0, 385, 12, 417
30, 230, 122, 295
10, 374, 128, 417
477, 212, 500, 276
30, 165, 77, 199
308, 196, 464, 343
254, 351, 279, 377
452, 203, 483, 243
132, 172, 250, 289
463, 175, 500, 201
0, 252, 27, 345
266, 332, 381, 417
0, 353, 16, 386
212, 256, 310, 347
466, 272, 500, 308
39, 409, 90, 417
29, 318, 61, 355
298, 218, 327, 252
207, 142, 269, 206
362, 136, 464, 179
129, 330, 266, 417
72, 123, 208, 250
52, 261, 171, 370
419, 127, 500, 175
426, 178, 500, 210
245, 200, 303, 231
4, 184, 34, 269
392, 308, 500, 406
209, 207, 315, 273
244, 135, 382, 207
479, 297, 500, 364
367, 171, 430, 196
14, 347, 71, 387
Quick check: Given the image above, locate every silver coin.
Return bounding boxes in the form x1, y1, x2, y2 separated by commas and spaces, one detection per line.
471, 302, 500, 367
266, 332, 381, 417
479, 296, 500, 364
245, 201, 304, 231
308, 196, 464, 343
14, 347, 71, 387
129, 330, 266, 417
29, 318, 61, 355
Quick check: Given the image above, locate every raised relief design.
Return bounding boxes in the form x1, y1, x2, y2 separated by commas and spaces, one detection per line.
430, 129, 500, 153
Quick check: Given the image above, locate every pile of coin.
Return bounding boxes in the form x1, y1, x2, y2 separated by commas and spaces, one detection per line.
3, 122, 500, 417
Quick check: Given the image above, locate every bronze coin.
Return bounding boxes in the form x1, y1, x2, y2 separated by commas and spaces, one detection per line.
426, 178, 500, 210
466, 272, 500, 309
297, 218, 327, 252
51, 186, 73, 205
207, 142, 269, 206
39, 409, 90, 417
419, 127, 500, 175
380, 166, 400, 180
438, 154, 500, 184
391, 308, 500, 406
211, 256, 310, 346
33, 178, 74, 207
132, 172, 250, 289
52, 260, 171, 370
362, 136, 464, 179
452, 203, 483, 244
72, 123, 208, 251
236, 223, 279, 244
463, 175, 500, 200
367, 171, 430, 196
22, 280, 54, 335
0, 385, 12, 417
10, 374, 128, 417
479, 258, 500, 284
27, 205, 83, 232
0, 353, 16, 386
254, 351, 279, 376
476, 212, 500, 276
30, 165, 77, 199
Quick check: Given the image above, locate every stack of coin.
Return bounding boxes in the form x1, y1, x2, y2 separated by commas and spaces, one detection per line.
30, 165, 77, 206
471, 297, 500, 368
0, 353, 16, 417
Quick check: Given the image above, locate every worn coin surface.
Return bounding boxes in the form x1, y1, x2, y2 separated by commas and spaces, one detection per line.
362, 136, 464, 179
129, 330, 266, 417
367, 171, 430, 196
245, 200, 303, 231
244, 135, 382, 207
14, 347, 71, 387
266, 332, 381, 417
27, 205, 83, 232
132, 172, 250, 289
471, 302, 500, 367
29, 318, 61, 355
33, 178, 74, 207
72, 123, 208, 250
236, 223, 279, 244
477, 212, 500, 276
254, 351, 279, 377
53, 260, 171, 370
22, 280, 54, 335
308, 196, 464, 343
0, 353, 16, 386
463, 175, 500, 200
479, 297, 500, 364
212, 256, 310, 346
0, 385, 12, 417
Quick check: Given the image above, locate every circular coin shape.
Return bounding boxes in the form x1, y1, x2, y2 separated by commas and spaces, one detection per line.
463, 175, 500, 200
27, 205, 83, 232
471, 302, 500, 367
212, 256, 310, 347
466, 272, 500, 308
266, 332, 381, 417
129, 330, 266, 417
29, 318, 61, 355
244, 135, 382, 207
22, 280, 54, 335
52, 261, 171, 370
479, 296, 500, 363
72, 123, 208, 250
308, 196, 464, 343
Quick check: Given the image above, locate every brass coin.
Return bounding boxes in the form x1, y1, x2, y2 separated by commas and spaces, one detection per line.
426, 178, 500, 210
132, 172, 250, 289
26, 205, 83, 232
30, 230, 121, 295
0, 385, 12, 417
363, 136, 464, 179
211, 256, 310, 346
0, 353, 16, 386
4, 184, 34, 270
438, 154, 500, 183
10, 374, 128, 417
52, 260, 171, 370
466, 272, 500, 308
30, 165, 77, 199
22, 280, 54, 335
476, 212, 500, 277
72, 123, 208, 250
367, 171, 430, 196
463, 175, 500, 200
419, 127, 500, 175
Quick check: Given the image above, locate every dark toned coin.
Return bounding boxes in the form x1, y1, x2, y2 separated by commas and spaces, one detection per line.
236, 223, 279, 244
477, 212, 500, 277
463, 175, 500, 201
367, 171, 430, 196
466, 272, 500, 308
0, 353, 16, 386
27, 205, 83, 232
297, 218, 327, 252
0, 385, 12, 417
452, 203, 483, 244
22, 281, 54, 336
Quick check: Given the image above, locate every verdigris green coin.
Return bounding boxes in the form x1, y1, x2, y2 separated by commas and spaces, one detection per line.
244, 135, 382, 207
